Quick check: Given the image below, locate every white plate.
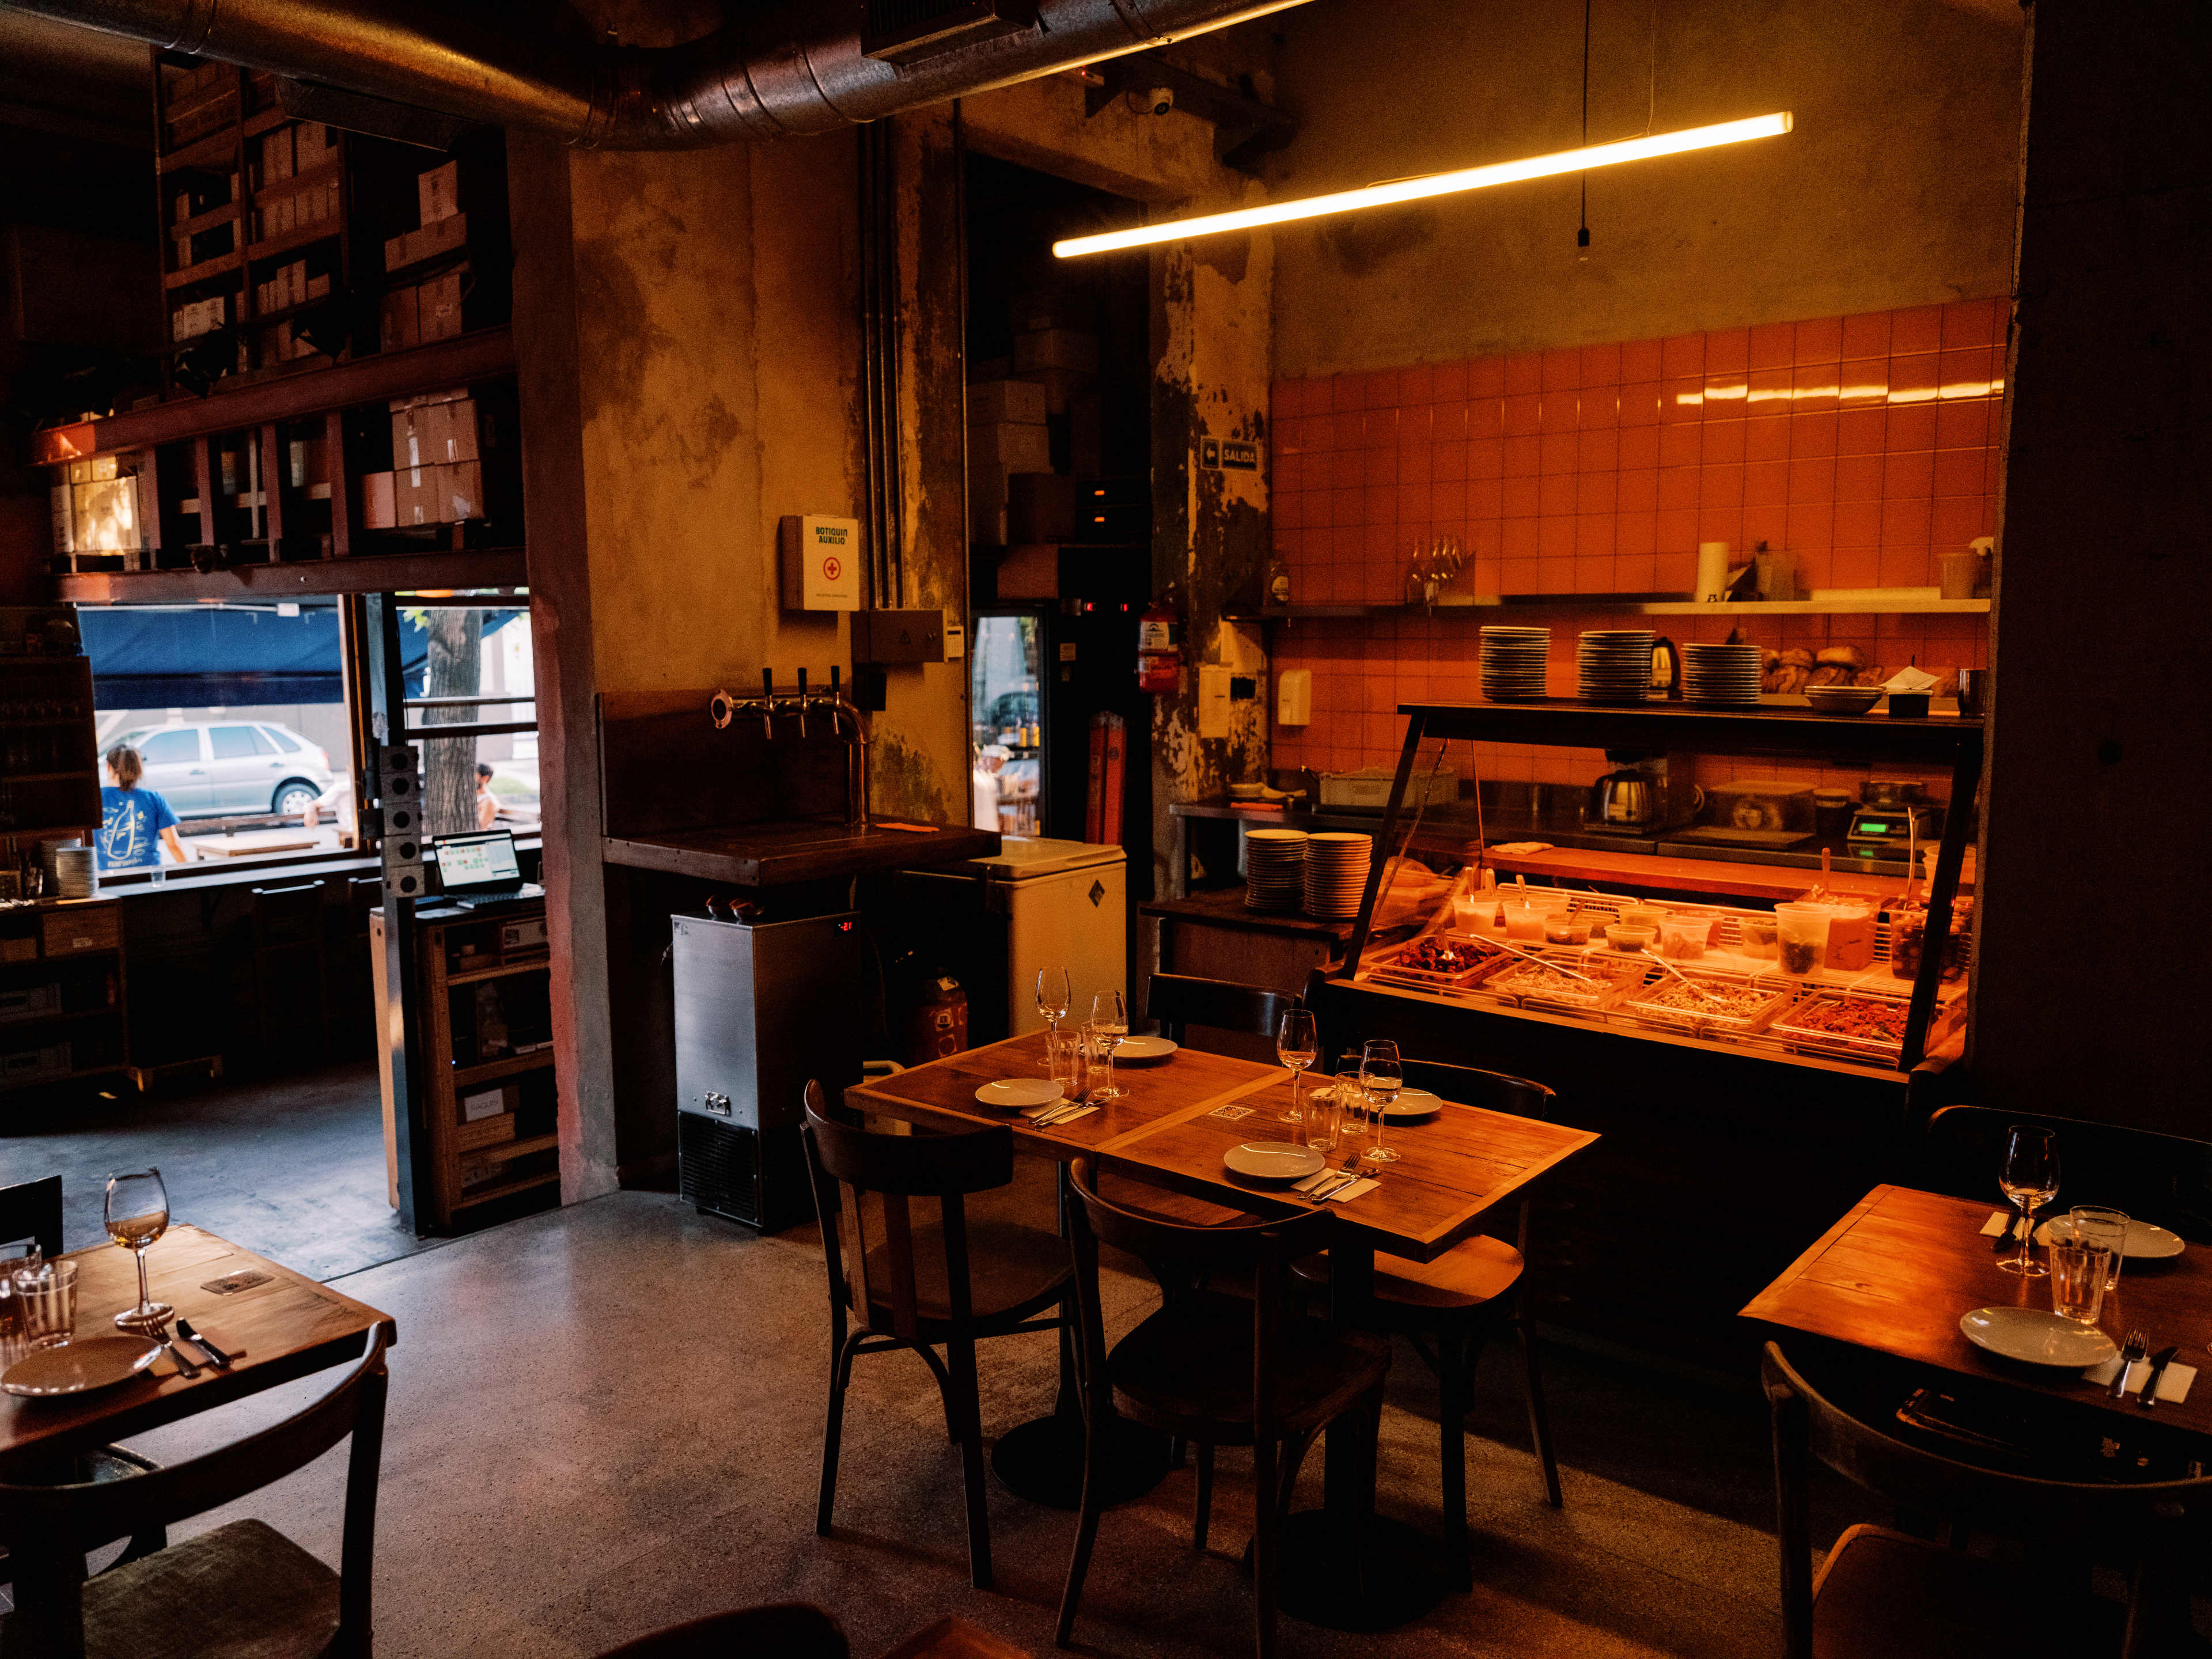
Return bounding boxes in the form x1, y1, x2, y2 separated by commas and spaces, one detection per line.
2037, 1217, 2188, 1259
1957, 1306, 2119, 1369
975, 1078, 1063, 1111
1116, 1036, 1179, 1062
1224, 1142, 1326, 1180
2, 1336, 162, 1397
1381, 1088, 1443, 1119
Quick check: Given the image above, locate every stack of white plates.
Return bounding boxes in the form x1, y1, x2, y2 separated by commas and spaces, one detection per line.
1680, 642, 1763, 706
1304, 832, 1372, 919
1576, 631, 1654, 704
1478, 627, 1550, 700
1244, 828, 1309, 912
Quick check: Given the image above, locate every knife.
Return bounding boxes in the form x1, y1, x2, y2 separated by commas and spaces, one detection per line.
175, 1317, 231, 1370
152, 1328, 200, 1380
2139, 1344, 2181, 1411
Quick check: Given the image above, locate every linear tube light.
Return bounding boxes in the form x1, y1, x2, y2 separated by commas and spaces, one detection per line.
1053, 112, 1793, 259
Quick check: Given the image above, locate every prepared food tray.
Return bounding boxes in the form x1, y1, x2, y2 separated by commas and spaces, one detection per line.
1769, 991, 1956, 1060
1367, 934, 1509, 990
1474, 948, 1649, 1016
1620, 972, 1792, 1037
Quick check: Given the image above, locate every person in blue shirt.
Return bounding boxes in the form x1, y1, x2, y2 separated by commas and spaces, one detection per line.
97, 744, 189, 873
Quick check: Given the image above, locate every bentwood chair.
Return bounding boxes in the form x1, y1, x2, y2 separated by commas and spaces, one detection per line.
1763, 1340, 2212, 1658
1287, 1057, 1563, 1584
0, 1326, 389, 1659
1144, 972, 1300, 1051
1057, 1157, 1391, 1659
1920, 1105, 2212, 1244
590, 1603, 849, 1658
800, 1084, 1074, 1591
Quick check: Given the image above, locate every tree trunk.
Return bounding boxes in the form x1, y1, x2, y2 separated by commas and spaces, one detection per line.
422, 608, 482, 836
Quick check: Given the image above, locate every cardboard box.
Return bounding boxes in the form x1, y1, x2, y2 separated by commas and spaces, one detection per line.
1020, 366, 1090, 414
418, 268, 463, 340
393, 465, 438, 526
416, 211, 468, 264
360, 471, 396, 529
382, 230, 411, 271
437, 461, 482, 522
969, 467, 1009, 544
967, 377, 1048, 426
261, 125, 292, 182
1013, 328, 1097, 374
1007, 472, 1078, 543
968, 419, 1051, 472
378, 286, 419, 353
418, 160, 460, 225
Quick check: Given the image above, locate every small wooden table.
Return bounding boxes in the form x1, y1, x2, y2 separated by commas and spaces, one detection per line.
1742, 1185, 2212, 1442
1, 1225, 397, 1480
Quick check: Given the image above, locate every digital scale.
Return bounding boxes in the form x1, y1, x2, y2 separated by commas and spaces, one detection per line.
1847, 801, 1941, 860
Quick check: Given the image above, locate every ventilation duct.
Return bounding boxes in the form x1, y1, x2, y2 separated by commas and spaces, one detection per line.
1, 0, 1309, 147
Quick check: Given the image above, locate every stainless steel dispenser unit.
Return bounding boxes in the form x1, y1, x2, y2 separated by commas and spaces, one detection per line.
673, 908, 865, 1232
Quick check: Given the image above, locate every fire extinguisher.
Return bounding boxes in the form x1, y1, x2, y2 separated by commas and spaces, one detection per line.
907, 975, 968, 1063
1137, 586, 1183, 694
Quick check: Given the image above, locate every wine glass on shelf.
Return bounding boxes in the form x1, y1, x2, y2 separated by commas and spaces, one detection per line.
105, 1168, 173, 1332
1036, 967, 1072, 1035
1276, 1009, 1318, 1125
1359, 1039, 1402, 1164
1087, 990, 1128, 1102
1997, 1126, 2059, 1278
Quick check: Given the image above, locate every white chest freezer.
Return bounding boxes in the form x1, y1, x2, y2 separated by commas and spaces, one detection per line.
905, 836, 1127, 1039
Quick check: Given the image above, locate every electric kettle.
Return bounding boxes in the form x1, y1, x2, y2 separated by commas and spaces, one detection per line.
1588, 767, 1660, 831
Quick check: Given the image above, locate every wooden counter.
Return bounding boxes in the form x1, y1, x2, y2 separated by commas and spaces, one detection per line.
1141, 887, 1354, 1006
603, 820, 997, 887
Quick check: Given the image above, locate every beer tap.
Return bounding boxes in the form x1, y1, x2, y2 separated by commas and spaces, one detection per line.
760, 668, 775, 741
795, 666, 809, 738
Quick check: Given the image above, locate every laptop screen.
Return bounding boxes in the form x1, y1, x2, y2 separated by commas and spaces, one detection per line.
434, 831, 521, 892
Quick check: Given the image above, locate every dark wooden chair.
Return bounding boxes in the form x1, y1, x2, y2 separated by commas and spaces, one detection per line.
1056, 1157, 1391, 1659
1763, 1339, 2211, 1658
590, 1603, 849, 1658
0, 1326, 389, 1659
800, 1083, 1074, 1591
249, 880, 331, 1060
1145, 971, 1299, 1049
1920, 1104, 2212, 1243
1287, 1056, 1563, 1585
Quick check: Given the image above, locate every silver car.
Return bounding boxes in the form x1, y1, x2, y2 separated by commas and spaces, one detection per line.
110, 721, 335, 819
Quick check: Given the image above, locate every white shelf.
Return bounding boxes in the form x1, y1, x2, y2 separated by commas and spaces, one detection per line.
1635, 597, 1988, 616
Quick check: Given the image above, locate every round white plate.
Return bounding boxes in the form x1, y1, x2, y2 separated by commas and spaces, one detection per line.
1381, 1088, 1442, 1119
2036, 1217, 2187, 1259
1957, 1306, 2118, 1368
976, 1078, 1063, 1111
1115, 1035, 1179, 1062
2, 1336, 162, 1397
1224, 1142, 1325, 1180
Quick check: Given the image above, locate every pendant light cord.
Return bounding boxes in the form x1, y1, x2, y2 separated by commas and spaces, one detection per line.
1578, 0, 1592, 249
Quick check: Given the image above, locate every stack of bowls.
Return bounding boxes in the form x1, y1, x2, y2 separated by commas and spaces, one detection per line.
1478, 627, 1551, 701
1680, 642, 1763, 706
1576, 631, 1655, 704
1303, 832, 1372, 920
1243, 828, 1309, 912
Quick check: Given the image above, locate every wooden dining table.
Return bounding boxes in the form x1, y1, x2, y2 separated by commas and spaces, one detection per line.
1742, 1185, 2212, 1444
1, 1224, 397, 1482
847, 1028, 1597, 1628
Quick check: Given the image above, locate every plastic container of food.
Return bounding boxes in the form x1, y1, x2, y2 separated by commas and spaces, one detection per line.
1544, 915, 1594, 946
1619, 905, 1668, 930
1775, 903, 1831, 975
1820, 904, 1877, 970
1657, 916, 1709, 961
1604, 923, 1656, 953
1453, 890, 1502, 933
1502, 902, 1548, 941
1738, 915, 1779, 960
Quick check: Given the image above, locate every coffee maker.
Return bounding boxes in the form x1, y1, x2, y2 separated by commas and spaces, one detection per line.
1585, 750, 1678, 836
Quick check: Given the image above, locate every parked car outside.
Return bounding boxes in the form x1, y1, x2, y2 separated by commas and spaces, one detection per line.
108, 720, 335, 819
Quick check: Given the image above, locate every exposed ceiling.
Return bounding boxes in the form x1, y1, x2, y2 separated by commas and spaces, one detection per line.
0, 10, 151, 143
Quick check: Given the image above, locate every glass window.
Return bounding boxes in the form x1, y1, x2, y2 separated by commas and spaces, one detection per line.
404, 605, 537, 838
260, 725, 301, 752
210, 725, 273, 758
139, 728, 199, 764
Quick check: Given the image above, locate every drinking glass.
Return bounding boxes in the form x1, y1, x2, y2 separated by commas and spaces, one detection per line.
1276, 1009, 1319, 1124
1997, 1126, 2058, 1278
1036, 967, 1073, 1034
105, 1168, 173, 1332
2067, 1206, 2129, 1291
2050, 1240, 2112, 1324
1358, 1039, 1401, 1165
1087, 991, 1128, 1102
1046, 1027, 1089, 1100
14, 1258, 78, 1350
1303, 1080, 1343, 1156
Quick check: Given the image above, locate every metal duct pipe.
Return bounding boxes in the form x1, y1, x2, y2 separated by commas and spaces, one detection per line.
3, 0, 1308, 147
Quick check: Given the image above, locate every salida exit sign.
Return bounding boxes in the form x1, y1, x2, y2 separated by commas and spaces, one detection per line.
778, 514, 863, 612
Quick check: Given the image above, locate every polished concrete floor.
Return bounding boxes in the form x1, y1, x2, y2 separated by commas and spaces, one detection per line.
110, 1187, 1893, 1659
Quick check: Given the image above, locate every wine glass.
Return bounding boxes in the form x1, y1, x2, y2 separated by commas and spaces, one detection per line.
1036, 967, 1072, 1034
1358, 1039, 1402, 1164
1277, 1010, 1319, 1124
105, 1168, 173, 1332
1997, 1126, 2058, 1278
1087, 990, 1128, 1101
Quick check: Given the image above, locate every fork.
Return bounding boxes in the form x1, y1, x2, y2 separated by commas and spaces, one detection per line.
2110, 1328, 2147, 1400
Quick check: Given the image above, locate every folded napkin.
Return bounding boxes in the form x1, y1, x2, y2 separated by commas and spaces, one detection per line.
1293, 1168, 1380, 1205
1980, 1210, 2015, 1236
1885, 665, 1940, 694
2082, 1353, 2197, 1403
1032, 1105, 1097, 1128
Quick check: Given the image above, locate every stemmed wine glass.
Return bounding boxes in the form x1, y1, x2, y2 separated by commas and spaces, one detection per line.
1359, 1039, 1402, 1164
1997, 1126, 2059, 1278
1276, 1010, 1318, 1124
1087, 990, 1128, 1102
105, 1168, 172, 1332
1036, 967, 1072, 1034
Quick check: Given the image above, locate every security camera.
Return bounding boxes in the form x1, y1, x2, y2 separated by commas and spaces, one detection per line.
1128, 84, 1173, 116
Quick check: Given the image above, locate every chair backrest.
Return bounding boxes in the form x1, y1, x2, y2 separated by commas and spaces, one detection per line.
251, 880, 325, 943
0, 1175, 63, 1259
800, 1081, 1013, 1343
1762, 1340, 2209, 1659
0, 1325, 391, 1658
1067, 1157, 1338, 1438
1145, 972, 1299, 1048
590, 1602, 849, 1658
1921, 1104, 2212, 1243
1399, 1058, 1556, 1123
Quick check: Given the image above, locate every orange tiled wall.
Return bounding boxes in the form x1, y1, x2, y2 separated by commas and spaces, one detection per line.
1268, 298, 2003, 793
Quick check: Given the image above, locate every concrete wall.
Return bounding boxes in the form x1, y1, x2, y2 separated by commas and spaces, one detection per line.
1268, 0, 2022, 377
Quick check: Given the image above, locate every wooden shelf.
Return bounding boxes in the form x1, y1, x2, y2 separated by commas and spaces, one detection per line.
58, 543, 528, 604
0, 1063, 131, 1094
245, 222, 343, 266
450, 1168, 559, 1210
449, 1050, 555, 1089
468, 1132, 559, 1166
164, 248, 242, 291
445, 957, 551, 986
1236, 592, 1991, 622
173, 199, 245, 238
157, 128, 241, 175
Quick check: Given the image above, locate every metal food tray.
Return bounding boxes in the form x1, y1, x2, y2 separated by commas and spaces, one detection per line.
1620, 971, 1793, 1038
1366, 939, 1510, 991
1768, 991, 1949, 1061
1473, 948, 1649, 1016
